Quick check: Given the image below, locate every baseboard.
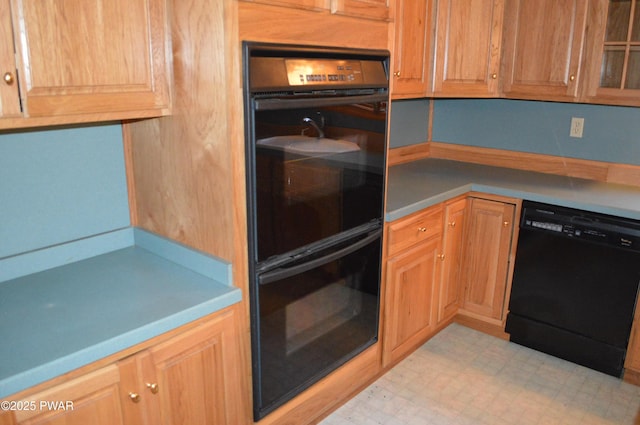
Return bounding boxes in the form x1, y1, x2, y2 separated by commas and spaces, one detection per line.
454, 313, 509, 341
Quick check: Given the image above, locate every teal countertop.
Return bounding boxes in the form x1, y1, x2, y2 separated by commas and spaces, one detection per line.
0, 228, 241, 398
386, 159, 640, 221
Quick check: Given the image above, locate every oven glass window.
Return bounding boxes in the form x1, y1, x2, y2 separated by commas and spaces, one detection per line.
253, 102, 387, 262
256, 235, 381, 415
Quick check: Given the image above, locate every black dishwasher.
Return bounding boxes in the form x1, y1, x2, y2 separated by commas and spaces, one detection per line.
506, 201, 640, 377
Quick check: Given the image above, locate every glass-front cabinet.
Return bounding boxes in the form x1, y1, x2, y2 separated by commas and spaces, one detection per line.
584, 0, 640, 105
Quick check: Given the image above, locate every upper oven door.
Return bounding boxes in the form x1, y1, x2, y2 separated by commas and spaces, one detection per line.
248, 95, 388, 263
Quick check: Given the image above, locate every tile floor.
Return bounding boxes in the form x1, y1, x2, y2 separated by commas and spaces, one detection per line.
321, 324, 640, 425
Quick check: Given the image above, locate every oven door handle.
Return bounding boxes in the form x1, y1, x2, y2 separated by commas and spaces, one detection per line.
258, 229, 381, 285
254, 94, 388, 111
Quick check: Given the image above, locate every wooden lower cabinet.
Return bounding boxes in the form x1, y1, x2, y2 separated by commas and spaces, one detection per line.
146, 311, 242, 425
10, 366, 127, 425
2, 307, 244, 425
436, 197, 467, 323
458, 196, 517, 327
383, 205, 443, 366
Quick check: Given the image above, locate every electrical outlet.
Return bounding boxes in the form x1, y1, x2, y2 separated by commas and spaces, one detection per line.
570, 117, 584, 138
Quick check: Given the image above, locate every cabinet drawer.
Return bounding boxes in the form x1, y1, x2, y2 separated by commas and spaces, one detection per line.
387, 206, 443, 256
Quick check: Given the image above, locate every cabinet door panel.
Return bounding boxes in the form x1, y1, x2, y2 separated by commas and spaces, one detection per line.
11, 0, 170, 116
384, 236, 439, 364
433, 0, 504, 96
149, 311, 242, 425
502, 0, 587, 100
437, 198, 466, 323
0, 0, 21, 118
14, 366, 125, 425
582, 0, 640, 106
460, 198, 515, 321
391, 0, 433, 97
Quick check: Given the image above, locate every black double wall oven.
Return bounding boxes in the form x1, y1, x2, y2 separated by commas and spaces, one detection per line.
243, 42, 390, 420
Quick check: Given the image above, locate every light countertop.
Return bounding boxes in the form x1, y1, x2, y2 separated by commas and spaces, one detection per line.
0, 228, 241, 398
386, 158, 640, 222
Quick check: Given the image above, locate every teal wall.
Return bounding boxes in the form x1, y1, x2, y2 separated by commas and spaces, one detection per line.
0, 124, 130, 258
389, 99, 430, 147
389, 98, 640, 166
431, 99, 640, 166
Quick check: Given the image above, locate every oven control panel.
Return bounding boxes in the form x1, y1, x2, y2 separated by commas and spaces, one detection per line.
285, 59, 364, 86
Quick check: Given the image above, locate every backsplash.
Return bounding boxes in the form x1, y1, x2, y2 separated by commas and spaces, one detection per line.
0, 124, 130, 259
431, 99, 640, 166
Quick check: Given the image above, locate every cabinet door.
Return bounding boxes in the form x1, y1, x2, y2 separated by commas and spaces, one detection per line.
582, 0, 640, 106
148, 310, 243, 425
391, 0, 434, 98
501, 0, 587, 101
437, 197, 466, 323
384, 235, 440, 365
459, 197, 515, 321
0, 0, 21, 118
331, 0, 392, 21
13, 366, 126, 425
10, 0, 170, 117
432, 0, 504, 97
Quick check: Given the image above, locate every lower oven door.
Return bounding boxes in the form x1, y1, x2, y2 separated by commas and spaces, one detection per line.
252, 230, 381, 420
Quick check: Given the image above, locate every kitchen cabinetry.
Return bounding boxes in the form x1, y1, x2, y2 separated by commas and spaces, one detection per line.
436, 197, 466, 323
432, 0, 504, 97
390, 0, 434, 98
501, 0, 588, 101
582, 0, 640, 106
458, 196, 517, 326
0, 0, 171, 129
383, 205, 442, 365
2, 308, 244, 425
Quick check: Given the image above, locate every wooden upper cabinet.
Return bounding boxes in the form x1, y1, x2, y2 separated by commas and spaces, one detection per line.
332, 0, 393, 21
0, 0, 21, 118
9, 0, 171, 119
432, 0, 505, 97
501, 0, 588, 101
391, 0, 434, 98
582, 0, 640, 106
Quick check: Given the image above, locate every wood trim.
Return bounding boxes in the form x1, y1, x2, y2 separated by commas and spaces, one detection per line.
255, 343, 382, 425
238, 2, 389, 50
387, 142, 430, 166
428, 141, 640, 187
454, 314, 509, 340
624, 368, 640, 386
121, 124, 138, 226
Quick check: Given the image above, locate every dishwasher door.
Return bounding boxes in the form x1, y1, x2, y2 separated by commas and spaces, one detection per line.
506, 201, 640, 377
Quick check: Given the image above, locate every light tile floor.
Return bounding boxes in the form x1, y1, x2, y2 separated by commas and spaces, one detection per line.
321, 324, 640, 425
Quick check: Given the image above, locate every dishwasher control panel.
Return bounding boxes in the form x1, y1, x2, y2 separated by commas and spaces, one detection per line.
521, 201, 640, 251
